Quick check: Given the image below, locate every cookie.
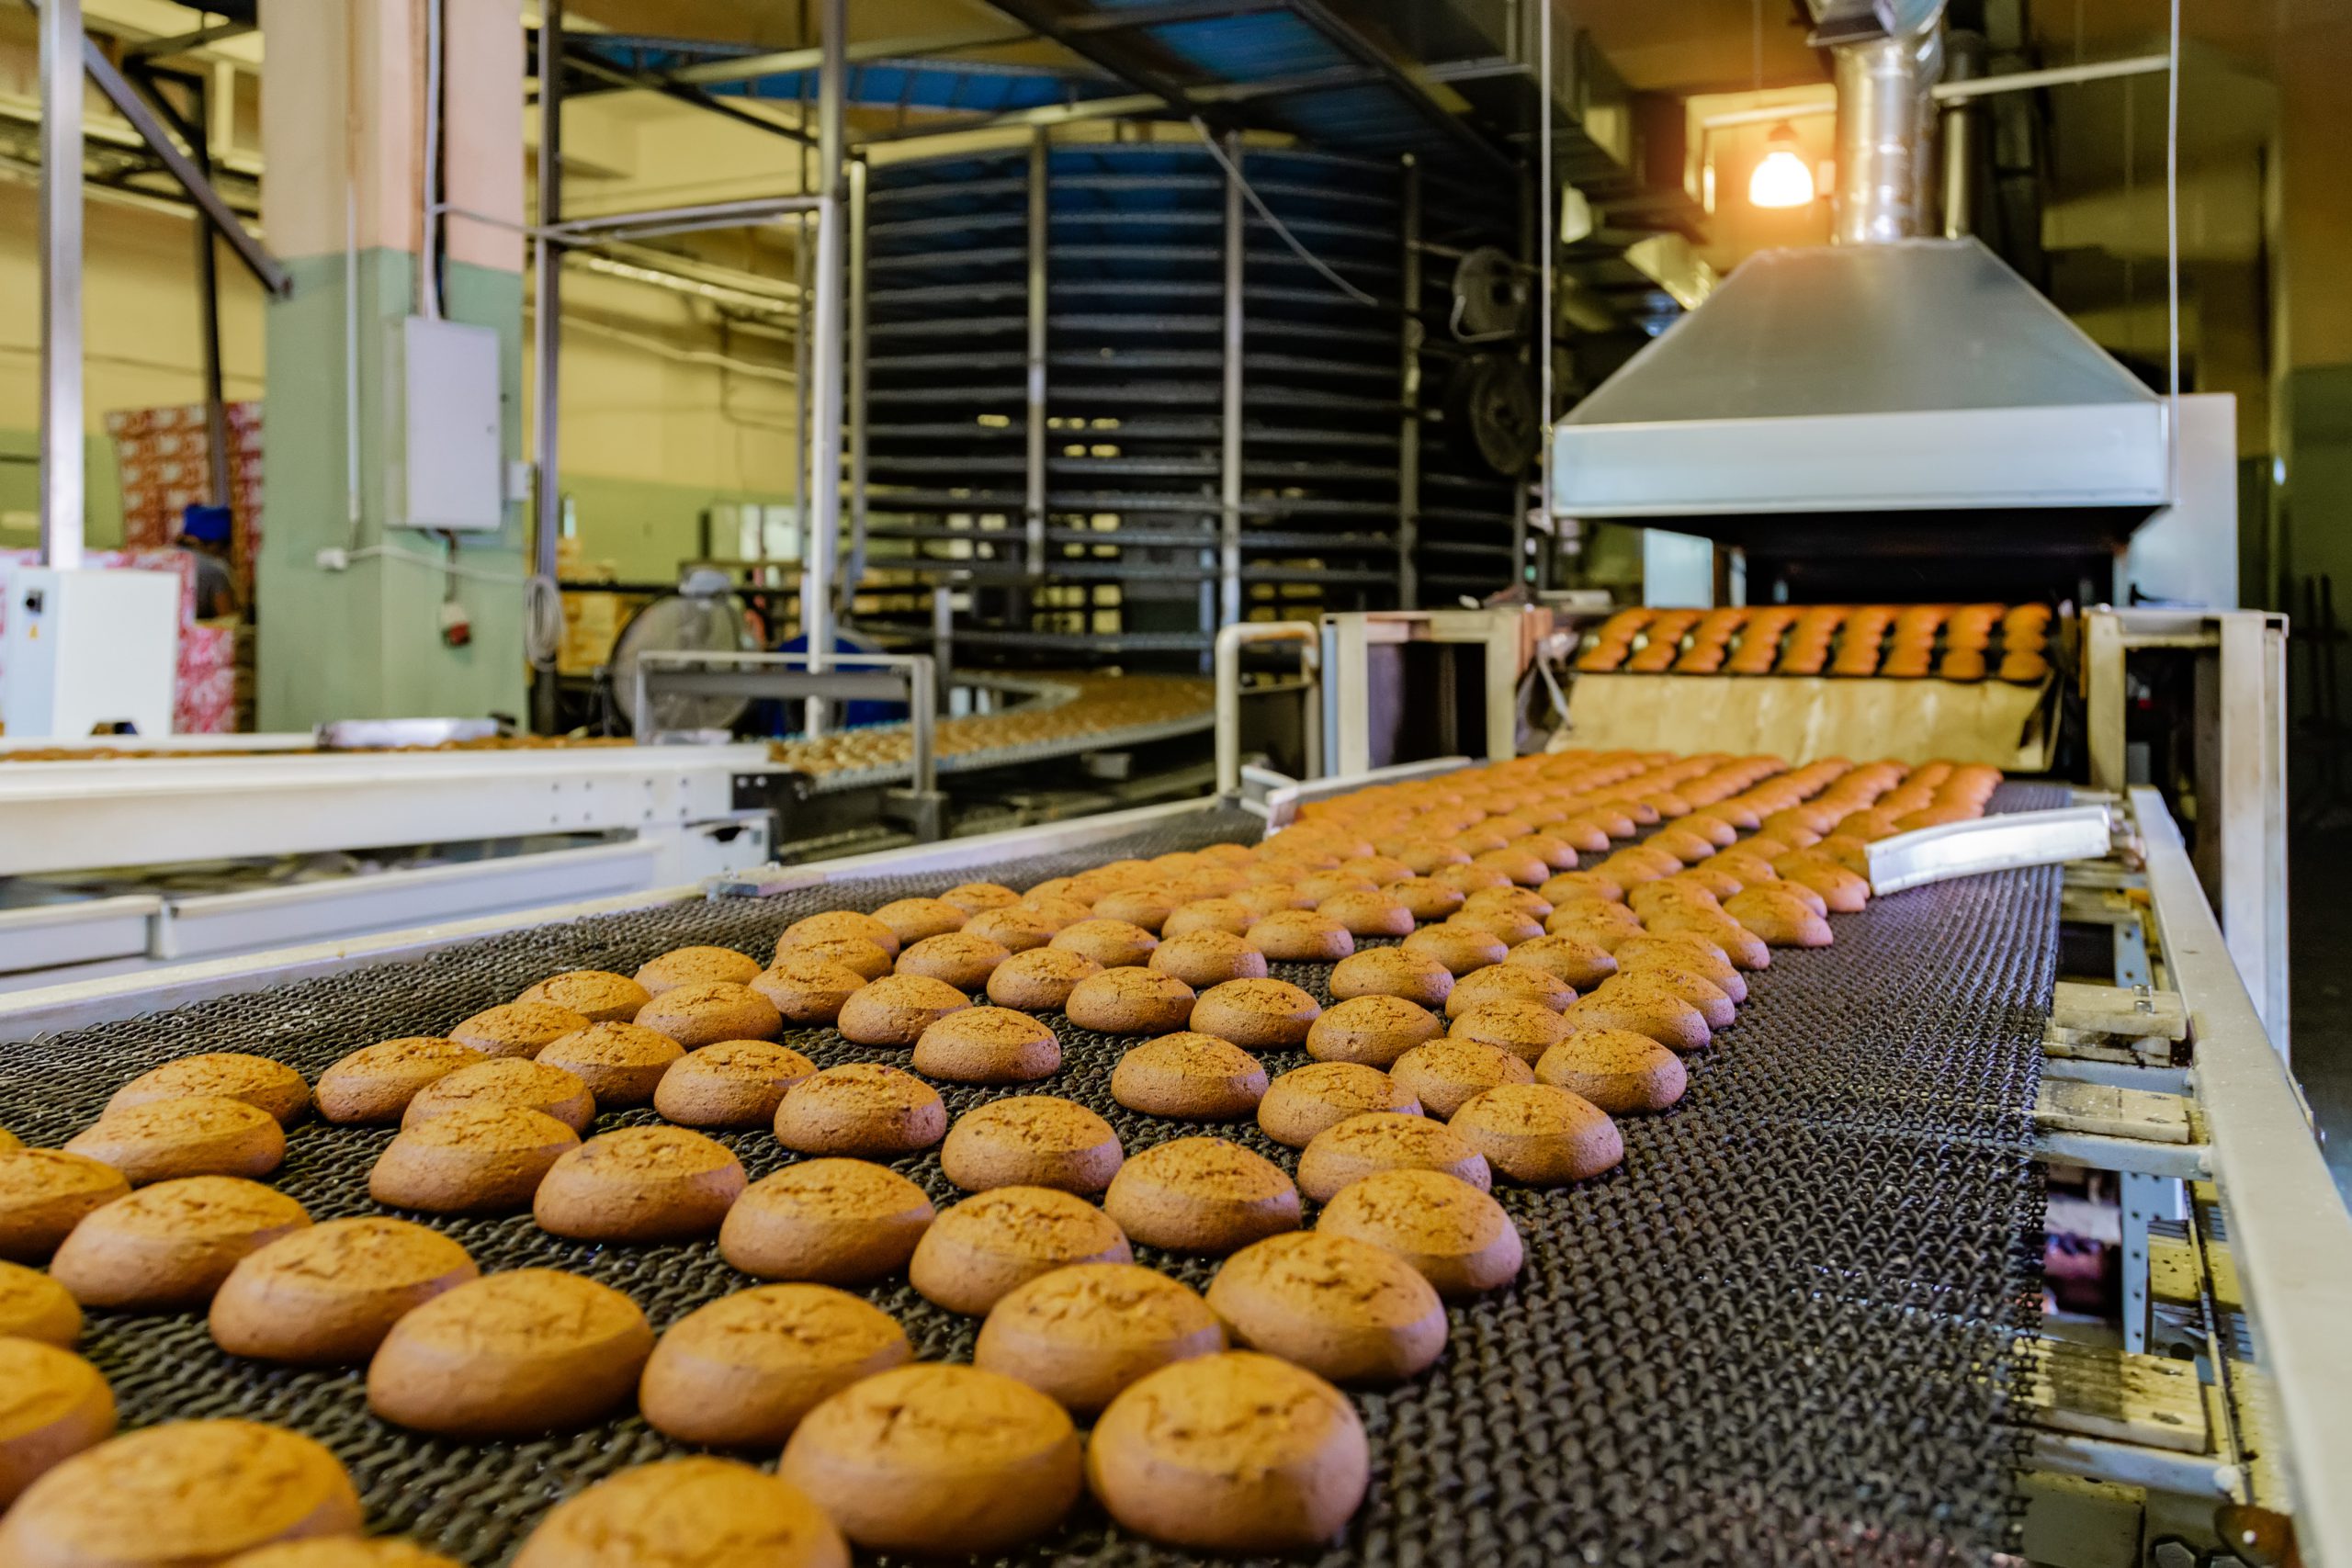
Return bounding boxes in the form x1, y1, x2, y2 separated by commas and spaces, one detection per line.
911, 1007, 1062, 1084
447, 1001, 591, 1059
534, 1126, 746, 1242
1162, 898, 1256, 939
777, 909, 901, 961
1148, 930, 1269, 989
366, 1269, 653, 1437
1102, 1137, 1299, 1254
895, 931, 1012, 991
0, 1259, 82, 1346
987, 947, 1103, 1011
370, 1105, 582, 1213
0, 1420, 358, 1566
1205, 1231, 1445, 1384
976, 1262, 1224, 1414
315, 1039, 486, 1124
1565, 981, 1712, 1054
940, 881, 1022, 915
1109, 1033, 1269, 1120
1724, 886, 1835, 946
633, 945, 763, 995
909, 1187, 1133, 1315
1500, 931, 1620, 990
1390, 1038, 1536, 1117
1231, 882, 1314, 919
1257, 1064, 1419, 1148
1448, 1082, 1624, 1184
779, 1364, 1082, 1555
516, 970, 650, 1024
651, 1040, 818, 1127
962, 906, 1061, 953
632, 980, 783, 1047
1295, 1112, 1491, 1202
1329, 949, 1453, 1010
1534, 1026, 1689, 1113
1605, 959, 1736, 1029
0, 1150, 133, 1263
639, 1285, 911, 1448
836, 973, 972, 1048
1189, 978, 1320, 1050
1447, 999, 1576, 1064
1243, 911, 1354, 963
0, 1339, 113, 1509
104, 1055, 309, 1126
49, 1177, 311, 1310
1544, 899, 1645, 950
1431, 863, 1512, 896
1382, 878, 1465, 922
1399, 923, 1506, 976
1092, 886, 1182, 932
1304, 996, 1444, 1068
942, 1097, 1124, 1195
1449, 906, 1544, 946
719, 1160, 936, 1284
1444, 964, 1577, 1018
774, 1065, 946, 1157
1050, 918, 1159, 969
1084, 1350, 1367, 1552
1067, 968, 1197, 1036
529, 1023, 681, 1108
1315, 1168, 1522, 1298
1315, 891, 1414, 939
62, 1095, 285, 1187
1293, 871, 1374, 906
1461, 886, 1554, 924
768, 933, 894, 982
1647, 908, 1772, 971
869, 897, 969, 947
209, 1217, 479, 1364
512, 1459, 846, 1568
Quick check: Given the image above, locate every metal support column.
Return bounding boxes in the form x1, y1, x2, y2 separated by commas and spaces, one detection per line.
1534, 0, 1555, 596
1396, 157, 1421, 611
40, 0, 85, 570
1218, 132, 1245, 630
529, 8, 564, 734
803, 0, 847, 737
1024, 129, 1050, 580
844, 154, 871, 606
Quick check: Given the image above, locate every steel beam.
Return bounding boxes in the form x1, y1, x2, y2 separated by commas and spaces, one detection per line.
560, 46, 818, 147
122, 19, 255, 62
39, 0, 84, 570
530, 6, 564, 734
1218, 132, 1245, 630
1397, 156, 1421, 610
1278, 0, 1517, 177
669, 25, 1035, 87
803, 0, 847, 737
1024, 129, 1050, 578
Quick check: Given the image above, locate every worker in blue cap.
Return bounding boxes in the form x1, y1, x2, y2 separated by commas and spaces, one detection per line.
176, 502, 240, 619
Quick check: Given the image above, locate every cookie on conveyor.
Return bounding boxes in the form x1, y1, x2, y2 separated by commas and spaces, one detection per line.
1614, 931, 1747, 1001
772, 933, 894, 982
632, 979, 783, 1047
1449, 906, 1544, 946
976, 1262, 1225, 1414
1444, 964, 1577, 1018
534, 1022, 684, 1107
1315, 1168, 1522, 1298
1102, 1137, 1299, 1255
1085, 1351, 1368, 1553
1148, 930, 1269, 989
773, 1064, 946, 1157
369, 1105, 582, 1213
719, 1159, 936, 1283
1535, 1026, 1689, 1113
1092, 886, 1181, 933
961, 906, 1061, 954
1050, 918, 1159, 969
1304, 996, 1443, 1068
1109, 1033, 1269, 1121
62, 1095, 286, 1185
367, 1269, 652, 1437
1502, 931, 1619, 991
447, 1000, 591, 1059
1399, 922, 1506, 976
104, 1054, 310, 1126
0, 1149, 131, 1264
221, 1540, 462, 1568
1256, 1064, 1419, 1149
986, 947, 1103, 1011
209, 1217, 478, 1364
1066, 968, 1197, 1036
651, 1039, 817, 1127
835, 973, 970, 1047
0, 1339, 114, 1509
1565, 981, 1712, 1054
0, 1258, 82, 1346
639, 1285, 911, 1448
315, 1038, 486, 1124
49, 1177, 311, 1311
1295, 1112, 1491, 1202
633, 944, 762, 995
751, 954, 870, 1026
909, 1186, 1133, 1315
869, 897, 969, 947
0, 1420, 359, 1568
780, 1364, 1082, 1555
942, 880, 1022, 914
516, 969, 650, 1024
777, 909, 901, 961
1206, 1231, 1445, 1384
1448, 999, 1575, 1064
896, 931, 1012, 992
1162, 898, 1256, 939
1390, 1037, 1536, 1117
1316, 890, 1414, 939
1243, 910, 1354, 963
533, 1126, 747, 1243
513, 1459, 847, 1568
911, 1007, 1061, 1084
941, 1097, 1124, 1195
1449, 1082, 1624, 1185
1604, 959, 1736, 1029
1328, 948, 1453, 1010
1189, 977, 1319, 1050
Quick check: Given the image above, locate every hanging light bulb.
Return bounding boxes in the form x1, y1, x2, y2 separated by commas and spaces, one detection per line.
1748, 121, 1815, 209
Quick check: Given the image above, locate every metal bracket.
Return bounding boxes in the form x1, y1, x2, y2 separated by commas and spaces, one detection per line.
1866, 804, 2114, 896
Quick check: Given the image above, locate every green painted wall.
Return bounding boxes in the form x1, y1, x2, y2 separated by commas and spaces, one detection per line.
560, 472, 795, 582
0, 429, 125, 554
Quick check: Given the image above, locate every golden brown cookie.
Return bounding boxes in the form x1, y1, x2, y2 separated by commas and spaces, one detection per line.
1448, 1082, 1624, 1184
1447, 999, 1576, 1065
1315, 1168, 1522, 1298
1607, 958, 1736, 1029
49, 1177, 310, 1311
1162, 898, 1257, 939
769, 933, 894, 982
1534, 1026, 1689, 1113
776, 909, 900, 962
835, 973, 971, 1047
651, 1039, 817, 1127
1390, 1038, 1535, 1117
1092, 886, 1182, 933
1295, 1112, 1491, 1202
869, 897, 969, 947
447, 1000, 592, 1059
209, 1217, 479, 1364
1148, 930, 1270, 989
911, 1007, 1062, 1084
1544, 898, 1645, 951
0, 1258, 82, 1346
0, 1339, 113, 1509
1067, 968, 1197, 1036
1231, 882, 1314, 919
1256, 1064, 1419, 1149
1444, 964, 1577, 1018
512, 1458, 846, 1568
962, 906, 1062, 953
516, 970, 650, 1024
719, 1159, 936, 1284
632, 980, 783, 1048
1315, 891, 1414, 940
63, 1095, 286, 1185
1084, 1351, 1367, 1553
367, 1269, 652, 1438
1206, 1231, 1445, 1384
1724, 886, 1835, 946
896, 931, 1012, 992
1648, 908, 1773, 971
401, 1058, 595, 1132
941, 881, 1023, 915
779, 1364, 1081, 1555
1566, 980, 1712, 1054
223, 1537, 459, 1568
1189, 977, 1320, 1050
0, 1150, 135, 1264
1432, 862, 1512, 896
909, 1187, 1134, 1315
986, 947, 1104, 1011
1398, 922, 1506, 976
1243, 910, 1354, 963
774, 1064, 946, 1157
1382, 877, 1465, 922
976, 1262, 1224, 1415
368, 1105, 582, 1213
535, 1022, 684, 1108
104, 1055, 309, 1127
1500, 931, 1620, 991
639, 1286, 911, 1449
1102, 1137, 1299, 1255
315, 1038, 486, 1124
1050, 918, 1159, 969
1108, 1033, 1269, 1121
633, 945, 763, 995
1305, 995, 1445, 1068
1329, 948, 1454, 1010
534, 1126, 746, 1243
1449, 907, 1544, 946
942, 1097, 1124, 1195
1461, 886, 1554, 924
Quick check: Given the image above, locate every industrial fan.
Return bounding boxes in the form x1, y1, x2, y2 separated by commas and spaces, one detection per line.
607, 569, 758, 737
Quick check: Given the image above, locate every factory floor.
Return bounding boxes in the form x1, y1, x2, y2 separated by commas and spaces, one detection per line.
2290, 820, 2352, 1203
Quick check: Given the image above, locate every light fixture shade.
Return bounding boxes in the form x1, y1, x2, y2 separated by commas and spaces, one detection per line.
1748, 123, 1815, 209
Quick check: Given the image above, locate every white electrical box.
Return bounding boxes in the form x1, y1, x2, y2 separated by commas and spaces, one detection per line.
0, 566, 181, 738
399, 315, 505, 532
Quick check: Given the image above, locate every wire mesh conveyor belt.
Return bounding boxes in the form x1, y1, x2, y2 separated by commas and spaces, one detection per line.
0, 784, 2064, 1567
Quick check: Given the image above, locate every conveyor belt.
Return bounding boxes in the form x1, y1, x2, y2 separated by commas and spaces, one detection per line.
0, 786, 2063, 1566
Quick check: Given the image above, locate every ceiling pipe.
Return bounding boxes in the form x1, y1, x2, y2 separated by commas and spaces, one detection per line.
1830, 7, 1945, 244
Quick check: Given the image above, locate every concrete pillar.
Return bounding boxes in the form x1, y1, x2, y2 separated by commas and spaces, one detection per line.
255, 0, 527, 727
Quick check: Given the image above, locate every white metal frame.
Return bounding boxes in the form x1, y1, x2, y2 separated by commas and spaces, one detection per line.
1321, 608, 1529, 778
